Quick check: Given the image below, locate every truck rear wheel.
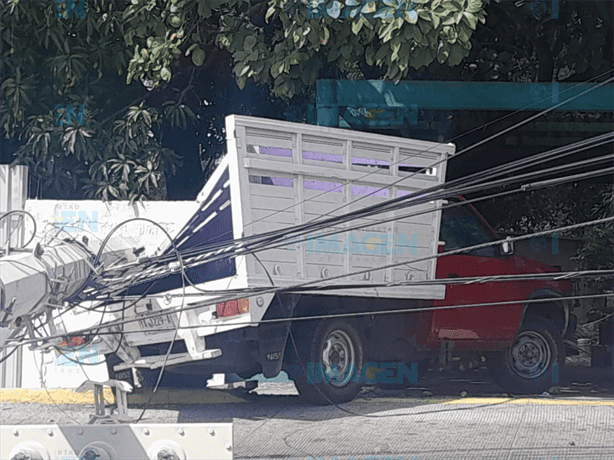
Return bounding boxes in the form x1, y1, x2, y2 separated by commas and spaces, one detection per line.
292, 319, 365, 405
489, 317, 564, 394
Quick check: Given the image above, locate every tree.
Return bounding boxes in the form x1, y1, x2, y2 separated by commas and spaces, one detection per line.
478, 180, 613, 294
570, 184, 613, 292
0, 0, 490, 199
455, 0, 613, 82
1, 0, 190, 200
123, 0, 490, 99
120, 0, 612, 96
2, 0, 611, 201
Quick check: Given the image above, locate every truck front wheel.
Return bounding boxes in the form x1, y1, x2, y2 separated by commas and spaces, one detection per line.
292, 320, 365, 405
489, 317, 564, 394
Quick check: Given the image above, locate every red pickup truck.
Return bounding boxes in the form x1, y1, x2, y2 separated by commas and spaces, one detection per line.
431, 197, 572, 388
282, 196, 573, 403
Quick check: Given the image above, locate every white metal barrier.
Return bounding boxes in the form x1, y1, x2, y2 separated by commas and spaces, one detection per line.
0, 164, 28, 388
2, 423, 233, 460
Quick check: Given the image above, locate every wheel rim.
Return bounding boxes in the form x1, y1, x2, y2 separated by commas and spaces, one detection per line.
321, 329, 355, 387
508, 330, 552, 380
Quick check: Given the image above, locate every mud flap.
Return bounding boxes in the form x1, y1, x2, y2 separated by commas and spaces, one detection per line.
256, 294, 301, 378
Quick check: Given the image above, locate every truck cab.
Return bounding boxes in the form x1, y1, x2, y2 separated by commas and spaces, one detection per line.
428, 196, 573, 393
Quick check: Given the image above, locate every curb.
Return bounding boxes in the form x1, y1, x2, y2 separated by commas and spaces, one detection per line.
442, 397, 614, 406
0, 388, 116, 405
3, 390, 611, 406
356, 396, 614, 406
0, 388, 248, 405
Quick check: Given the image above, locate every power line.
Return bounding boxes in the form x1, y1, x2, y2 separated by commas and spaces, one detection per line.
5, 293, 612, 349
87, 143, 613, 292
68, 269, 614, 302
6, 218, 611, 348
85, 137, 607, 292
19, 144, 610, 344
153, 120, 612, 268
141, 131, 614, 266
4, 79, 613, 363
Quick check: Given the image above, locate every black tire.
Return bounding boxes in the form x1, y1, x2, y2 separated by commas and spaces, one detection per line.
489, 317, 564, 394
292, 319, 365, 405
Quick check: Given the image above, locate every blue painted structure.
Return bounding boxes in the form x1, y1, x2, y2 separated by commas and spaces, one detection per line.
316, 80, 614, 128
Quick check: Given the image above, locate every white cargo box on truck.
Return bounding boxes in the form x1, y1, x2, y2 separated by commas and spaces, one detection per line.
156, 115, 454, 333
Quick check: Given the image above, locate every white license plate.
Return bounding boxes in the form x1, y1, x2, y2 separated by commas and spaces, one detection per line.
136, 312, 176, 335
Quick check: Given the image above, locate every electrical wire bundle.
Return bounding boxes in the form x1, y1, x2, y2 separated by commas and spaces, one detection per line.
77, 74, 614, 300
3, 138, 610, 353
74, 130, 614, 304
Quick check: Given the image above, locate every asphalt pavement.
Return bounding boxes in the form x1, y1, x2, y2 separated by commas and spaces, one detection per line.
1, 366, 613, 460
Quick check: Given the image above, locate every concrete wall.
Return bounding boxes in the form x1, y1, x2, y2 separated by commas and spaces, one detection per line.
26, 199, 198, 255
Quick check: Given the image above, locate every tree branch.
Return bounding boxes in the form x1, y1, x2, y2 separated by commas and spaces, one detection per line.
479, 41, 526, 54
177, 67, 195, 105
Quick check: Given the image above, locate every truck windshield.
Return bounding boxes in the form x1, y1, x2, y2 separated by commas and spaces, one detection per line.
440, 204, 497, 256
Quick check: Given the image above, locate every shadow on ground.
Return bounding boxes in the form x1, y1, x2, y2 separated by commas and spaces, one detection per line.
154, 364, 613, 424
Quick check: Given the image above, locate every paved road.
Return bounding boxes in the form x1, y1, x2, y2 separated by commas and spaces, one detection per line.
2, 369, 613, 460
2, 391, 613, 460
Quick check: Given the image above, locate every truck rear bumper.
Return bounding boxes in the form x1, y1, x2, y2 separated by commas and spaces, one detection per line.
106, 329, 262, 389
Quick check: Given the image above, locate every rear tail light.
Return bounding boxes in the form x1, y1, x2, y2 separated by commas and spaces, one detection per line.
58, 335, 88, 349
216, 298, 249, 318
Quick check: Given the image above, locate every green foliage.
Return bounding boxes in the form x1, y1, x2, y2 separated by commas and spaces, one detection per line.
483, 181, 613, 289
572, 185, 613, 275
112, 0, 487, 100
220, 0, 486, 98
458, 0, 613, 82
1, 0, 489, 201
1, 0, 186, 201
3, 0, 611, 201
116, 0, 611, 99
